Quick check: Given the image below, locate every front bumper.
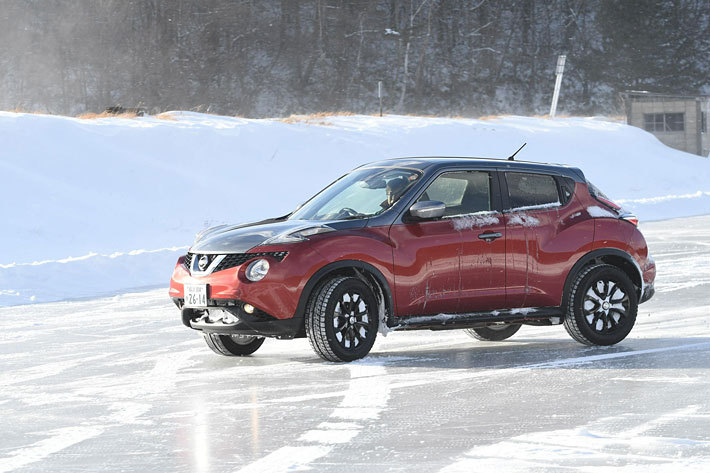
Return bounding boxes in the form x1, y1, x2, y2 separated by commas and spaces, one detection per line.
173, 298, 304, 339
169, 247, 325, 321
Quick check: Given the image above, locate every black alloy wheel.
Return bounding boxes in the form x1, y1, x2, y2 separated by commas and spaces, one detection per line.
583, 279, 630, 333
306, 276, 379, 362
202, 333, 265, 356
464, 323, 522, 341
333, 290, 371, 350
564, 264, 638, 346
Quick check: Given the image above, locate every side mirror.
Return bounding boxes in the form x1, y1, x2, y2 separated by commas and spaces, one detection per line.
409, 200, 445, 220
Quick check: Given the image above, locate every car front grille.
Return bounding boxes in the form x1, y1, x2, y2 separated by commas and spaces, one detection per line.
215, 251, 288, 272
184, 251, 288, 274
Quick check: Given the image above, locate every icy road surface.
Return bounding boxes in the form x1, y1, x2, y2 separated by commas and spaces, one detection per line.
1, 216, 710, 472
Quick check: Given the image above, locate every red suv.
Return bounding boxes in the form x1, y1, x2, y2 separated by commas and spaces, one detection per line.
169, 158, 656, 361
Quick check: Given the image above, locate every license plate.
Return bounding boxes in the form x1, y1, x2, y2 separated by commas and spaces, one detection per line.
184, 284, 207, 308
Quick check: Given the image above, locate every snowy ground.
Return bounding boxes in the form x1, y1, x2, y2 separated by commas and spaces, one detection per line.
1, 215, 709, 472
2, 111, 710, 307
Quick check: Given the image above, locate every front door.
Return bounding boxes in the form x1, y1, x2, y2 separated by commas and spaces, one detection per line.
389, 219, 462, 316
391, 169, 506, 316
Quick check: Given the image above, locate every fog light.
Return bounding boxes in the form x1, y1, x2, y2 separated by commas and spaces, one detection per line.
243, 304, 255, 314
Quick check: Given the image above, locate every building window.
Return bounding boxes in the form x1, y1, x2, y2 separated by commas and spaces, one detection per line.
702, 112, 707, 133
644, 113, 685, 132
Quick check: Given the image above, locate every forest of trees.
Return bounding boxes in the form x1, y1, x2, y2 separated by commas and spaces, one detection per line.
1, 0, 709, 117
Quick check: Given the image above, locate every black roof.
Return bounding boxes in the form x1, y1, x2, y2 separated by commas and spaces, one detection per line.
362, 157, 587, 182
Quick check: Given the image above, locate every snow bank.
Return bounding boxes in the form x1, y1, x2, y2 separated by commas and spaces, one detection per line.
2, 112, 709, 306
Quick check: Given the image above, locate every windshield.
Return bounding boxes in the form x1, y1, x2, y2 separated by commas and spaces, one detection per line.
289, 167, 421, 221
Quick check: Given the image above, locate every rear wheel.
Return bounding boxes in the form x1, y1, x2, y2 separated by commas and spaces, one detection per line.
563, 264, 638, 346
202, 333, 265, 356
464, 323, 521, 341
306, 276, 379, 362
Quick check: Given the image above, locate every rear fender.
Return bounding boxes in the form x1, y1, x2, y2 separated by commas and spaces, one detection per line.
561, 248, 643, 308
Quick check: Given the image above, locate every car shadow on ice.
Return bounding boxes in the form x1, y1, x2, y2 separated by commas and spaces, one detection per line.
361, 337, 710, 371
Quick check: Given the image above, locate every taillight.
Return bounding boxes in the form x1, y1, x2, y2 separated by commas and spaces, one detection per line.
620, 213, 638, 226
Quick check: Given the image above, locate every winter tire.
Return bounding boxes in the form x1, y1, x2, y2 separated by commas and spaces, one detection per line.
202, 333, 265, 356
563, 264, 638, 346
305, 276, 379, 362
464, 323, 522, 341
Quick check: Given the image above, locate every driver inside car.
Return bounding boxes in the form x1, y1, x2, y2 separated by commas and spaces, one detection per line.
381, 177, 408, 209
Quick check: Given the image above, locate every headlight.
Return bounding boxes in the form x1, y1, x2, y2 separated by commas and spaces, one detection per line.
261, 225, 335, 245
246, 259, 270, 281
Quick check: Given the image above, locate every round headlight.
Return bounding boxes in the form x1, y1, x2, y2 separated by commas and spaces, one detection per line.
246, 259, 269, 282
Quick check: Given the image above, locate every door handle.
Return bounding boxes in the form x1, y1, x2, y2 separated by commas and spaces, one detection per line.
478, 232, 502, 242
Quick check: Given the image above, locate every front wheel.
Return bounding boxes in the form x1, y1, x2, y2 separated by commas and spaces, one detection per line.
306, 276, 379, 362
563, 264, 638, 346
464, 323, 521, 341
202, 333, 265, 356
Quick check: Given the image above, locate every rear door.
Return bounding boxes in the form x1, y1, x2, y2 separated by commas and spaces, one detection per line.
502, 171, 585, 308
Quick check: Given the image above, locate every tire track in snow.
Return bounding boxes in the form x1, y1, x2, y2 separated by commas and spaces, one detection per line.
236, 363, 391, 473
438, 406, 710, 472
0, 426, 104, 473
0, 348, 203, 471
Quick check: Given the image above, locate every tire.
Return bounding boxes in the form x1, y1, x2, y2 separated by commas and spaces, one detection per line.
305, 276, 379, 362
202, 333, 265, 356
464, 323, 522, 341
563, 264, 638, 346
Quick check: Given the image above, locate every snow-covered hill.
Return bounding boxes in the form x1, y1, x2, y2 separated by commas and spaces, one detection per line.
2, 111, 709, 306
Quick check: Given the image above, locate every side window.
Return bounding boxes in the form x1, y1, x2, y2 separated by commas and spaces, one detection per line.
558, 177, 576, 205
418, 171, 492, 217
505, 172, 560, 209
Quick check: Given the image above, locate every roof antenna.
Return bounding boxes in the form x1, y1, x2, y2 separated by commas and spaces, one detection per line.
508, 143, 527, 161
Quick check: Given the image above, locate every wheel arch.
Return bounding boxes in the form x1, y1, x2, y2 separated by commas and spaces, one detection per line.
562, 248, 643, 308
295, 260, 395, 324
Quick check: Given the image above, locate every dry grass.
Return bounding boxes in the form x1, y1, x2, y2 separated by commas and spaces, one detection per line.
531, 113, 574, 119
278, 111, 356, 126
155, 112, 178, 121
477, 114, 506, 120
5, 107, 50, 115
77, 111, 139, 120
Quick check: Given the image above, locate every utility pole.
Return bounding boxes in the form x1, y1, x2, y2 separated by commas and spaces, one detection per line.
549, 55, 566, 118
378, 81, 383, 117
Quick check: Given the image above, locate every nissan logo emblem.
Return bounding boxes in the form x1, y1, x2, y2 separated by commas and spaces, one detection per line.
198, 255, 210, 271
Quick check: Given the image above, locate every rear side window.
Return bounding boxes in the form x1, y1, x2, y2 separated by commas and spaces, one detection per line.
418, 171, 492, 217
558, 177, 576, 205
505, 172, 560, 209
